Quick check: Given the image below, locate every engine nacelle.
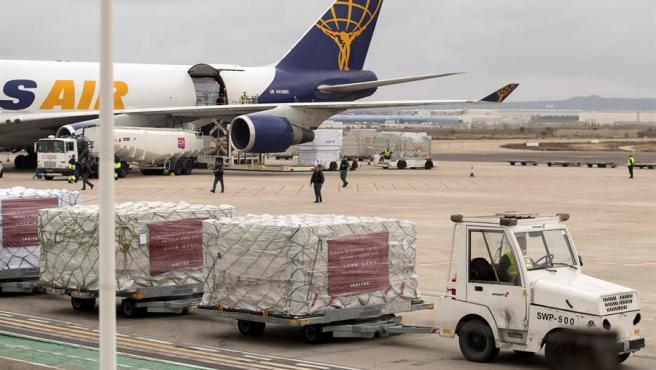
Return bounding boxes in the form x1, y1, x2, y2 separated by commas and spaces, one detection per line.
230, 115, 315, 153
56, 122, 99, 138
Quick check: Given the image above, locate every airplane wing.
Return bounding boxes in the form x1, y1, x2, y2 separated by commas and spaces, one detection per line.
0, 83, 518, 146
317, 72, 465, 94
121, 83, 519, 117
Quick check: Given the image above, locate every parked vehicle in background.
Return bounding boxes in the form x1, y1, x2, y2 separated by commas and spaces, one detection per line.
35, 125, 205, 179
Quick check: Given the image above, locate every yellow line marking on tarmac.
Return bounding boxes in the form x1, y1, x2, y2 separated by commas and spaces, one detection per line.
0, 316, 321, 370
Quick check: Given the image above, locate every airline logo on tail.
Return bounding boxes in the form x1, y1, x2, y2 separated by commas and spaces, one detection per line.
315, 0, 383, 71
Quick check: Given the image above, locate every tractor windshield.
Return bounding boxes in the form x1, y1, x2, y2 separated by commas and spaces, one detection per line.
36, 140, 65, 154
514, 229, 577, 270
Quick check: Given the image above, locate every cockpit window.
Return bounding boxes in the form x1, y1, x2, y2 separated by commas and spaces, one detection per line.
515, 229, 576, 270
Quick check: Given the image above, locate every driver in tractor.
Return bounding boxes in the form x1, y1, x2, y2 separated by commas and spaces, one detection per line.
499, 233, 533, 284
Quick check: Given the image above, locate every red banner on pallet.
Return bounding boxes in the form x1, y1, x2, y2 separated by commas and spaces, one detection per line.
2, 197, 59, 248
327, 232, 391, 297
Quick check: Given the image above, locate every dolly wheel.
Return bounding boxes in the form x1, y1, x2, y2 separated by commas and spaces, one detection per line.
121, 299, 144, 318
237, 320, 265, 336
303, 325, 327, 344
71, 297, 95, 311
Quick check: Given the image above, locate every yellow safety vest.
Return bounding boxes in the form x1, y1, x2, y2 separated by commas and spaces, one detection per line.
504, 250, 518, 280
627, 157, 635, 166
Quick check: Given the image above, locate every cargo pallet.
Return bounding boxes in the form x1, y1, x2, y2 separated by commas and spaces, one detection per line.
508, 160, 538, 166
0, 268, 42, 294
198, 300, 436, 344
48, 282, 203, 318
585, 162, 617, 168
547, 161, 582, 167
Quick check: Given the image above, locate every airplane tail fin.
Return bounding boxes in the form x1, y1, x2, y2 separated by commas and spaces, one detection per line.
277, 0, 384, 71
480, 83, 520, 103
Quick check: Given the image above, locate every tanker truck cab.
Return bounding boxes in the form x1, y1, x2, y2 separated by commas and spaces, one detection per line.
35, 135, 89, 179
439, 213, 644, 367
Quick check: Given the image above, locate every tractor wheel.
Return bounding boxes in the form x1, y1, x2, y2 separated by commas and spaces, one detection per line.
458, 319, 499, 363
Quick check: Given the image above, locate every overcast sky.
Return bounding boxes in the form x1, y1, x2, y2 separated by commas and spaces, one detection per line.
1, 0, 655, 101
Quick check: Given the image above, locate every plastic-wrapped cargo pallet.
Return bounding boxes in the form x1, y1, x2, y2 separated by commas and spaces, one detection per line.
373, 132, 431, 160
0, 187, 80, 272
342, 129, 376, 159
202, 214, 420, 317
39, 202, 237, 291
297, 129, 343, 167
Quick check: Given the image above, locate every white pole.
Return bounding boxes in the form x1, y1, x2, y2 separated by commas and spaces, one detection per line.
99, 0, 116, 368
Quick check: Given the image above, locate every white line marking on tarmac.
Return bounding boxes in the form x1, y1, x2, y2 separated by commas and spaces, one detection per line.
0, 313, 14, 318
296, 364, 330, 370
244, 354, 273, 361
0, 354, 65, 370
27, 318, 50, 324
139, 337, 173, 345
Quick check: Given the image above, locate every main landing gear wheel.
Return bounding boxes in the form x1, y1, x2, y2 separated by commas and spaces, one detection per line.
237, 320, 266, 336
458, 319, 499, 362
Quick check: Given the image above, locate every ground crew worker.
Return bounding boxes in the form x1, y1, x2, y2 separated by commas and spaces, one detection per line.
240, 91, 249, 104
114, 155, 121, 180
627, 155, 636, 179
210, 158, 224, 193
383, 147, 393, 160
499, 234, 527, 284
79, 156, 94, 191
67, 155, 77, 184
339, 157, 349, 188
310, 165, 325, 203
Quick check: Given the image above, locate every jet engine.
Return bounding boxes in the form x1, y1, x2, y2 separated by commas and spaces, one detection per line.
230, 115, 314, 153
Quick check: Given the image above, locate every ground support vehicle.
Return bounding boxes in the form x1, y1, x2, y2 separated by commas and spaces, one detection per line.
586, 162, 617, 168
439, 213, 644, 368
35, 125, 204, 179
380, 158, 435, 170
509, 160, 538, 166
547, 160, 581, 167
199, 213, 645, 369
47, 283, 203, 318
635, 163, 655, 169
199, 300, 435, 344
0, 268, 42, 294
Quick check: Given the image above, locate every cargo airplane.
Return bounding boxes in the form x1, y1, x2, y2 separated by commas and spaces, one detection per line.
0, 0, 518, 168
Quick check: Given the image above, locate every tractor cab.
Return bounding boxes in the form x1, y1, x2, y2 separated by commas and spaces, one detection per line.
439, 213, 644, 368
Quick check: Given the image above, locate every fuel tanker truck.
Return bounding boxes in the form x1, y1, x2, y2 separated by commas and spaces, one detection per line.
35, 124, 205, 179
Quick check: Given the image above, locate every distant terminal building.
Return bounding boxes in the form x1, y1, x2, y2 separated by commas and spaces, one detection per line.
327, 109, 656, 127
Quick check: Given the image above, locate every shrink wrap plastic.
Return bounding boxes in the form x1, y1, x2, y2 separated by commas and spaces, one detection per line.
0, 187, 79, 272
202, 214, 419, 317
39, 202, 237, 291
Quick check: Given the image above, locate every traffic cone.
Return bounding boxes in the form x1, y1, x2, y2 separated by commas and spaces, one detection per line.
470, 166, 475, 177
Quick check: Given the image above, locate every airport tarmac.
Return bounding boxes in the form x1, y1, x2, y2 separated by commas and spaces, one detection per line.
0, 157, 653, 370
